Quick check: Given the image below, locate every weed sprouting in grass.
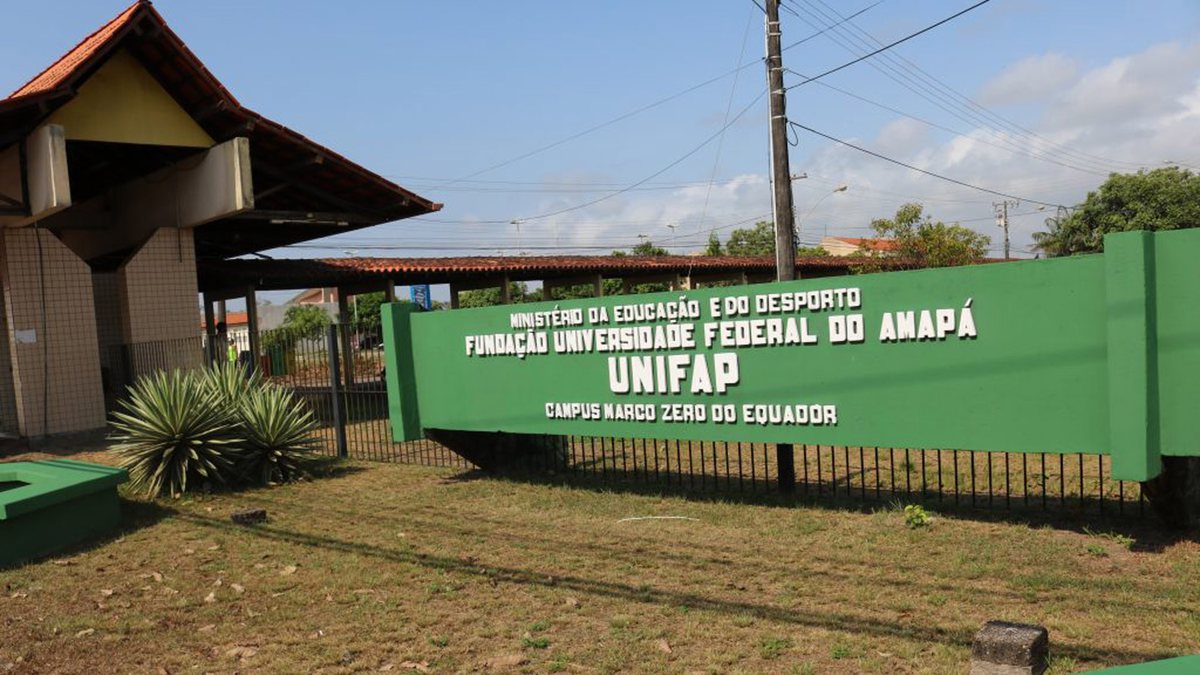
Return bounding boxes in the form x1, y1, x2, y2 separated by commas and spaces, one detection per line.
927, 594, 948, 607
529, 620, 551, 633
523, 636, 551, 649
1086, 543, 1108, 557
732, 614, 755, 628
1048, 654, 1079, 674
428, 635, 449, 648
547, 654, 571, 672
759, 636, 792, 659
831, 641, 852, 659
788, 664, 816, 675
904, 504, 933, 529
1084, 527, 1135, 550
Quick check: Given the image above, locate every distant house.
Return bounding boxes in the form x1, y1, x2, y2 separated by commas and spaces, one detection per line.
289, 288, 338, 305
200, 311, 252, 355
819, 236, 899, 257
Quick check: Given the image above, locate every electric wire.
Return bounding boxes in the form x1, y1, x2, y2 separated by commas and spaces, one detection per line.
782, 67, 1108, 177
782, 0, 992, 93
787, 0, 1148, 172
789, 121, 1064, 207
423, 1, 884, 191
781, 0, 1118, 175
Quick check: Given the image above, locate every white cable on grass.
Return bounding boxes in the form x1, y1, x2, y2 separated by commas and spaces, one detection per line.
617, 516, 700, 523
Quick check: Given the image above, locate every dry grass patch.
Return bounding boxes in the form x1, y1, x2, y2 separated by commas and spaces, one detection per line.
0, 456, 1197, 673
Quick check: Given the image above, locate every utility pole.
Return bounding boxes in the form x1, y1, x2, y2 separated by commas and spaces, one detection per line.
993, 200, 1018, 259
765, 0, 797, 281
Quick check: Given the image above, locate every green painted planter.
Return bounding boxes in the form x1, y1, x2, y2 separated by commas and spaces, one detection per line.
0, 460, 128, 568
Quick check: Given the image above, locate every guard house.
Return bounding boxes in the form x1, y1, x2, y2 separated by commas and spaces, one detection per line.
0, 1, 439, 438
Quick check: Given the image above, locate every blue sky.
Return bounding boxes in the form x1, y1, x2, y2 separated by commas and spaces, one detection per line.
3, 1, 1200, 262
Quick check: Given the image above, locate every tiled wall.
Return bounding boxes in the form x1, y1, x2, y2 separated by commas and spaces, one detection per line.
0, 227, 106, 436
115, 227, 203, 373
117, 227, 201, 344
0, 280, 20, 436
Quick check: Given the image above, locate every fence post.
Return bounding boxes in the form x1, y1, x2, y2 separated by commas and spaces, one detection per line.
327, 325, 348, 458
777, 443, 795, 494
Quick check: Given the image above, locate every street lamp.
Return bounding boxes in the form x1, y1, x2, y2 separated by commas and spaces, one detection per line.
794, 185, 848, 239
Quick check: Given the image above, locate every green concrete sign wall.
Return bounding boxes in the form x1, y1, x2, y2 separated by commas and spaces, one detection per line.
384, 229, 1200, 481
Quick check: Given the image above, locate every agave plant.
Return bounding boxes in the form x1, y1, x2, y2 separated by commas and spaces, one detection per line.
199, 361, 263, 410
236, 384, 320, 485
110, 369, 243, 497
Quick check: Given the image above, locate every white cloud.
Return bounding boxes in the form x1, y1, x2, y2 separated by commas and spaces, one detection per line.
427, 40, 1200, 260
978, 53, 1079, 106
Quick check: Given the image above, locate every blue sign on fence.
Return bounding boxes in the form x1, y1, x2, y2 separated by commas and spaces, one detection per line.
409, 284, 432, 311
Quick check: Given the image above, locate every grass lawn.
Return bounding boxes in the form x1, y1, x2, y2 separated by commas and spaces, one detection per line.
1, 453, 1197, 673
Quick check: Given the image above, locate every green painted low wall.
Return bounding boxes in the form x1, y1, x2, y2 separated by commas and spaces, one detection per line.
384, 229, 1200, 482
0, 460, 127, 567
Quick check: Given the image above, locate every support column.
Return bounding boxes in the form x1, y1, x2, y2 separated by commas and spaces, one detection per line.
202, 295, 216, 363
245, 286, 260, 371
593, 273, 603, 298
500, 274, 512, 305
336, 289, 354, 387
216, 300, 228, 362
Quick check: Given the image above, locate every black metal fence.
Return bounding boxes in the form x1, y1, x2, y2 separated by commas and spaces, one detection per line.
256, 324, 469, 469
109, 324, 1146, 519
546, 438, 1145, 517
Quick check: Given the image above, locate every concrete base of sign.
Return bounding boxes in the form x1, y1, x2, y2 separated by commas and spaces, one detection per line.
969, 621, 1048, 675
427, 429, 568, 473
0, 460, 128, 568
1141, 457, 1200, 529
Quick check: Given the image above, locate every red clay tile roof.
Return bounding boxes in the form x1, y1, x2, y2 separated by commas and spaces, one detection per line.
826, 236, 899, 252
8, 2, 144, 101
198, 255, 920, 292
0, 1, 439, 258
200, 311, 248, 328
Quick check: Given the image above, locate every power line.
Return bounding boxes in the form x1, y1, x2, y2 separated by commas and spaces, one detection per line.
782, 67, 1108, 177
699, 6, 756, 238
788, 0, 1142, 173
510, 90, 767, 223
424, 1, 885, 189
789, 121, 1063, 207
783, 0, 992, 92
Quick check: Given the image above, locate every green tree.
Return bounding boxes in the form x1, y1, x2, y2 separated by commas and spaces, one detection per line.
279, 304, 331, 338
797, 245, 829, 257
349, 292, 386, 334
1033, 167, 1200, 256
458, 282, 535, 308
630, 239, 668, 256
725, 221, 776, 256
704, 232, 724, 256
868, 203, 989, 267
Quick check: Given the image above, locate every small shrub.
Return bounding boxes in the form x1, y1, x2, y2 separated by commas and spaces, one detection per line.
110, 370, 243, 497
236, 384, 320, 485
1085, 543, 1108, 557
904, 504, 932, 529
831, 641, 852, 659
112, 363, 321, 496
